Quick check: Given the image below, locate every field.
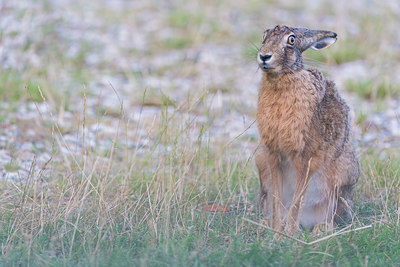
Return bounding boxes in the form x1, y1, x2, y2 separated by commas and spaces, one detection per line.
0, 0, 400, 266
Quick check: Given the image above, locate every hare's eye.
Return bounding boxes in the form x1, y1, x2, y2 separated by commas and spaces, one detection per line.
287, 35, 295, 45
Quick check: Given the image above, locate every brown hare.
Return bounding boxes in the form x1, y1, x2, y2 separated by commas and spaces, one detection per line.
255, 25, 359, 236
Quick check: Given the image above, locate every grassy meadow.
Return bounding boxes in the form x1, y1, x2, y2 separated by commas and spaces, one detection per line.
0, 0, 400, 266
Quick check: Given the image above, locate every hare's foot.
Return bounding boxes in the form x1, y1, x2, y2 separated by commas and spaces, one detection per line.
261, 218, 272, 228
312, 222, 333, 235
273, 232, 284, 241
283, 221, 300, 236
259, 191, 271, 216
272, 213, 284, 232
260, 218, 284, 241
284, 198, 302, 236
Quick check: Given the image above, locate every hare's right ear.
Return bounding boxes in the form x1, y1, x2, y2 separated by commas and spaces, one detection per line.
293, 27, 337, 53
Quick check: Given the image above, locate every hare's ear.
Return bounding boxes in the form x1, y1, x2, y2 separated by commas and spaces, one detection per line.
293, 27, 337, 53
309, 36, 337, 50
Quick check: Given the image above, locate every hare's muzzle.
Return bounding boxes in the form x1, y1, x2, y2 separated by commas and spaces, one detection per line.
258, 52, 274, 71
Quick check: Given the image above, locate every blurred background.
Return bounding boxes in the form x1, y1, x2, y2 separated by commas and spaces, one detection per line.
0, 0, 399, 177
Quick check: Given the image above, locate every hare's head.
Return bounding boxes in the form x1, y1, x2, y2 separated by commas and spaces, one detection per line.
258, 25, 337, 74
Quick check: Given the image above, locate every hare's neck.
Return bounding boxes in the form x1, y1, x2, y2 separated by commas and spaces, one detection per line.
260, 71, 306, 91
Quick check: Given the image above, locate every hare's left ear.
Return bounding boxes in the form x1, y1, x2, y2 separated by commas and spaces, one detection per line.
309, 35, 337, 50
293, 27, 337, 53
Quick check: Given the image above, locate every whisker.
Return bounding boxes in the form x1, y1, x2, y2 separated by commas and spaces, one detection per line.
248, 40, 260, 52
303, 59, 326, 65
302, 56, 328, 65
243, 40, 261, 64
284, 58, 323, 64
284, 58, 329, 71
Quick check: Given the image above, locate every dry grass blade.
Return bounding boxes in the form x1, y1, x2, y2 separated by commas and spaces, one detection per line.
243, 218, 308, 245
221, 119, 257, 153
243, 217, 373, 245
306, 224, 372, 245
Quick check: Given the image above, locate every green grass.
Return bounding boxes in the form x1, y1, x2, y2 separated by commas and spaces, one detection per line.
346, 79, 400, 101
168, 9, 204, 29
0, 70, 47, 103
4, 161, 19, 172
0, 99, 399, 266
162, 37, 193, 50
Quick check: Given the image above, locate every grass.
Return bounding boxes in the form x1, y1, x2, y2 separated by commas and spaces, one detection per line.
0, 70, 43, 103
4, 161, 19, 172
346, 79, 400, 101
162, 37, 193, 50
0, 92, 399, 266
168, 9, 204, 29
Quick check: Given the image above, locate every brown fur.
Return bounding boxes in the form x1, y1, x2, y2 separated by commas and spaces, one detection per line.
255, 25, 359, 236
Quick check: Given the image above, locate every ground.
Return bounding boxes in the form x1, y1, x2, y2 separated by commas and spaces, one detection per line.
0, 0, 399, 266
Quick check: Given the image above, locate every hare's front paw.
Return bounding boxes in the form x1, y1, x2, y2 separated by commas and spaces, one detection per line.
284, 222, 300, 236
261, 218, 272, 228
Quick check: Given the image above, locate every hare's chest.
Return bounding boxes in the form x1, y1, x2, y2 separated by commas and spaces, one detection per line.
257, 90, 315, 152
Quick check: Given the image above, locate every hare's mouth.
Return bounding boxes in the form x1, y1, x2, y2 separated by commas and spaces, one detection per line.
259, 63, 274, 71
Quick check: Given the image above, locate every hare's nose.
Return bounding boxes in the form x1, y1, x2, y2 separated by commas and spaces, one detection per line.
259, 54, 272, 62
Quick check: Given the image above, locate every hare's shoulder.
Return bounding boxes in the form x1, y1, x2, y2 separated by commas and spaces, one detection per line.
307, 68, 345, 105
307, 68, 330, 102
311, 70, 351, 154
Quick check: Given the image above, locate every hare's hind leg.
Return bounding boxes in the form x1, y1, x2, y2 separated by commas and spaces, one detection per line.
256, 144, 284, 231
335, 193, 354, 225
334, 144, 360, 225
